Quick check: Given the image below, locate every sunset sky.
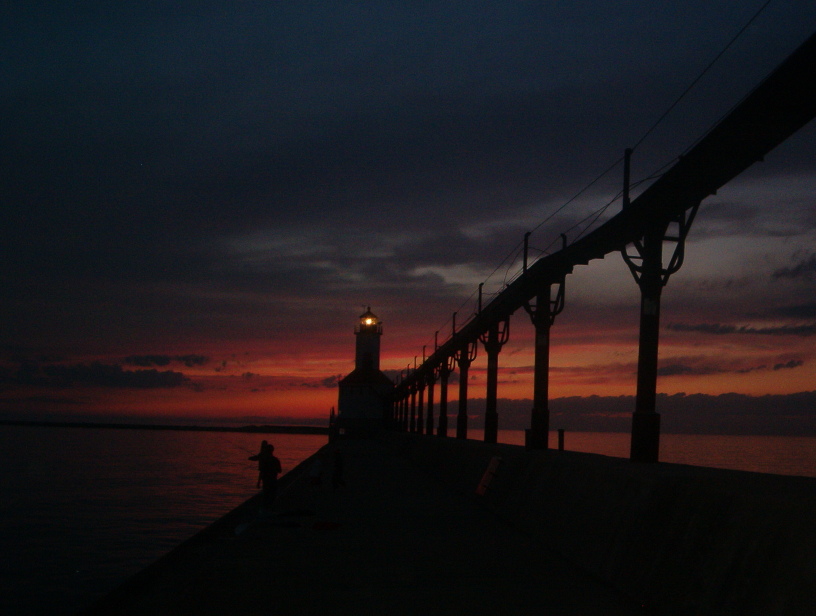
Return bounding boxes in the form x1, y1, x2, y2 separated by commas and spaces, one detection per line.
2, 2, 815, 428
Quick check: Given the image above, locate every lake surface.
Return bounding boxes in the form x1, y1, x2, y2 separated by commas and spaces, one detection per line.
0, 426, 326, 616
1, 425, 814, 615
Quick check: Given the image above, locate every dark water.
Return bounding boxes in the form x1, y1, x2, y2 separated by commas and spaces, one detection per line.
2, 426, 814, 615
0, 426, 325, 616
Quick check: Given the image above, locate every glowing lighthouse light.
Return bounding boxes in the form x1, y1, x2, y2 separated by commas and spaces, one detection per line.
357, 307, 381, 333
353, 307, 383, 369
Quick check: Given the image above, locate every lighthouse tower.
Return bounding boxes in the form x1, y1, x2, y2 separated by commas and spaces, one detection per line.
336, 307, 394, 434
355, 307, 382, 371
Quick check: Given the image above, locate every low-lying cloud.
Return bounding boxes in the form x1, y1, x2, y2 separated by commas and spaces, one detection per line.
667, 322, 816, 337
6, 362, 187, 389
124, 354, 208, 368
773, 253, 816, 280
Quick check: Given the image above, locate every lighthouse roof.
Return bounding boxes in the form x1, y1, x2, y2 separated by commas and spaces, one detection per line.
359, 307, 378, 320
338, 367, 394, 388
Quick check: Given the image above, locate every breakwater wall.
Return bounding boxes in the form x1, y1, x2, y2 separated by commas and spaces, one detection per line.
385, 432, 815, 615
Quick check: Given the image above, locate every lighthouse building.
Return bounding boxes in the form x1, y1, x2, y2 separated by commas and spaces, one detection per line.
336, 308, 394, 434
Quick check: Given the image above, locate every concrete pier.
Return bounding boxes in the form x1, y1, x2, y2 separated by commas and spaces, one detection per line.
84, 434, 816, 615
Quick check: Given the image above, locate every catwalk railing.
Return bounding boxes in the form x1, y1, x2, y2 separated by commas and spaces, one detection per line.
391, 30, 816, 461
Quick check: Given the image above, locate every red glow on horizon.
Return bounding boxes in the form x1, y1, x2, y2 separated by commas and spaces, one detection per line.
1, 307, 812, 424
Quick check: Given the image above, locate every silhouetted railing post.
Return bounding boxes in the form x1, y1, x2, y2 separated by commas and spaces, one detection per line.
409, 384, 417, 433
456, 341, 478, 439
529, 296, 551, 449
425, 372, 435, 435
631, 228, 662, 461
524, 275, 565, 450
438, 356, 454, 437
401, 369, 410, 432
455, 357, 471, 439
623, 197, 699, 461
480, 318, 510, 444
416, 380, 425, 435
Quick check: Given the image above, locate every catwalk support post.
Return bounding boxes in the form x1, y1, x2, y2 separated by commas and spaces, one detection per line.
524, 276, 565, 450
623, 156, 699, 462
480, 318, 510, 444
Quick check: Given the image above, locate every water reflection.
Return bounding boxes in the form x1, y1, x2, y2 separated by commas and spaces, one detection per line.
0, 426, 325, 616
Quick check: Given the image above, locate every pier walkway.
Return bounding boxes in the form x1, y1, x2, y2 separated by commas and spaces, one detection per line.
85, 436, 641, 615
86, 432, 816, 615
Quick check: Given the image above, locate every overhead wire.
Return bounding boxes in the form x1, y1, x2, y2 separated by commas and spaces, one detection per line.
415, 1, 775, 368
529, 154, 626, 236
535, 0, 774, 247
629, 0, 774, 155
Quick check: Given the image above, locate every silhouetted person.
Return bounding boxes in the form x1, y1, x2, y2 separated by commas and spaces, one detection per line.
332, 449, 345, 489
249, 441, 282, 508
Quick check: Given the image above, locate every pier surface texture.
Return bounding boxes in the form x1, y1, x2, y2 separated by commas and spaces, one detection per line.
84, 433, 815, 615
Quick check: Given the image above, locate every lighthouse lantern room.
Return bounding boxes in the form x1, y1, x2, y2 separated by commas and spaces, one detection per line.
355, 307, 382, 371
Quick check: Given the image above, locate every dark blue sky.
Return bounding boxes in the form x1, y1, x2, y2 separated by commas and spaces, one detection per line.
2, 2, 815, 420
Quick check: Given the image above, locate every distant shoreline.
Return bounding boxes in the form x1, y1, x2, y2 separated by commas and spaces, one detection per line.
0, 419, 329, 435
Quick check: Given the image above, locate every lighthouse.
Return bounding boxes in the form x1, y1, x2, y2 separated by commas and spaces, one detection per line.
355, 307, 382, 371
336, 307, 394, 434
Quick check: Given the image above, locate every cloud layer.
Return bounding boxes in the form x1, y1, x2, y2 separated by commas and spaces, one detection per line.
2, 3, 816, 423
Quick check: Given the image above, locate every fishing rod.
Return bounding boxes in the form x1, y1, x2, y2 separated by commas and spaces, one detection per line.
219, 435, 266, 488
221, 435, 255, 455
